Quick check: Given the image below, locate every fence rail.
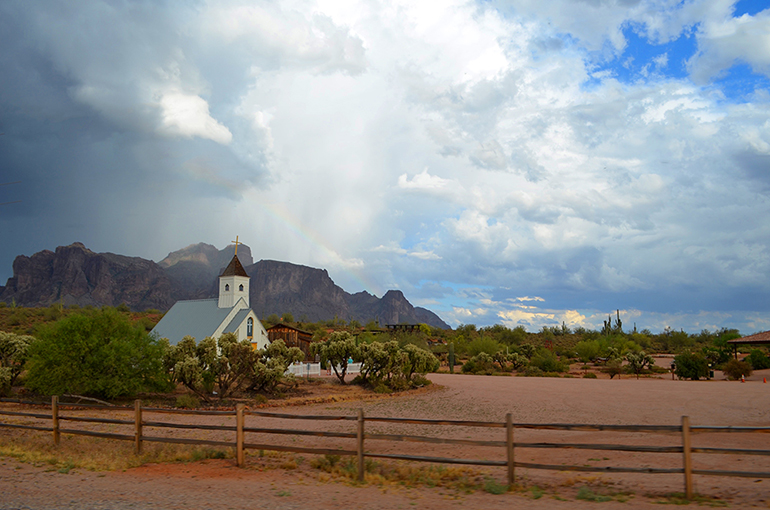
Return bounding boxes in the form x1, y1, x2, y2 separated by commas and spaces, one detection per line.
1, 397, 769, 499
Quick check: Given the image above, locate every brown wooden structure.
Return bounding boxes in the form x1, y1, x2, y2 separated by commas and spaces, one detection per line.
267, 323, 314, 360
728, 330, 770, 359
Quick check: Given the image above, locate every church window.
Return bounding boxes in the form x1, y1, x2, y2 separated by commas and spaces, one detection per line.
225, 284, 230, 291
247, 318, 254, 338
239, 284, 244, 291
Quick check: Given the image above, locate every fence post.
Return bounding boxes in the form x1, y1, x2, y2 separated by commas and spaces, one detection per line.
681, 415, 693, 499
506, 412, 514, 487
357, 408, 365, 482
236, 404, 245, 467
52, 395, 60, 446
134, 399, 143, 454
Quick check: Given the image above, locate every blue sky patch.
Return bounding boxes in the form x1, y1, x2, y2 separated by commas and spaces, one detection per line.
712, 63, 770, 103
733, 0, 768, 17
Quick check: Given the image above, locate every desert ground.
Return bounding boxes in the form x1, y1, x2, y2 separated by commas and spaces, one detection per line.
2, 371, 770, 509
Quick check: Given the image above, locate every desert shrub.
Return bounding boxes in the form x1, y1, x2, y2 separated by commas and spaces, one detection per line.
26, 308, 169, 399
175, 394, 200, 409
625, 351, 655, 379
0, 332, 34, 395
673, 352, 709, 380
467, 337, 502, 357
746, 350, 770, 370
248, 339, 304, 393
518, 343, 536, 359
530, 349, 566, 373
575, 340, 601, 362
583, 372, 597, 379
602, 359, 623, 379
462, 352, 494, 374
722, 359, 752, 381
310, 331, 360, 384
520, 366, 543, 377
165, 335, 302, 400
484, 478, 508, 495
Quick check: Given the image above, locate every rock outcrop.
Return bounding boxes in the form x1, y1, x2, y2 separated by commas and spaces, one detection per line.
0, 243, 174, 310
1, 242, 450, 329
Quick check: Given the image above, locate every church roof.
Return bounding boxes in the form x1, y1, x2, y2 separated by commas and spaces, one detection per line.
225, 309, 251, 334
220, 254, 249, 277
151, 299, 234, 345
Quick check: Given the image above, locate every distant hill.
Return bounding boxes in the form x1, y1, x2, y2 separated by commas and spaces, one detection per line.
0, 242, 450, 329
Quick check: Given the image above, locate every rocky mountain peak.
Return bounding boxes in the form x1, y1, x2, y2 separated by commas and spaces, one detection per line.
1, 242, 450, 329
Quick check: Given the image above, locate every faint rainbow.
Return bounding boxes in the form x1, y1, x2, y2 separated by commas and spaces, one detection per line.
257, 201, 379, 295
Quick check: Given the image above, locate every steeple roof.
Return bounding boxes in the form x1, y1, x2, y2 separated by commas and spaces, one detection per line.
220, 254, 249, 277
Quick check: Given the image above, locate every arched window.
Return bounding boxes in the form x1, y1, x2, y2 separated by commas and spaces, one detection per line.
247, 318, 254, 338
225, 284, 230, 291
239, 284, 244, 291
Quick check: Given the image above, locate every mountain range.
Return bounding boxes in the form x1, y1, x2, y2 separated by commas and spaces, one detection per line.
0, 242, 450, 329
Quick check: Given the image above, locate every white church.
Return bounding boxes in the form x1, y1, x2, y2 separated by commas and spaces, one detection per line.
151, 245, 269, 349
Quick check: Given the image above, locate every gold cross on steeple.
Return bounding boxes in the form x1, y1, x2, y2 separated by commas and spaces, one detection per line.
232, 235, 240, 255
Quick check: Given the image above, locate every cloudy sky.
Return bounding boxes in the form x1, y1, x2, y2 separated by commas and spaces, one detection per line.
1, 0, 769, 333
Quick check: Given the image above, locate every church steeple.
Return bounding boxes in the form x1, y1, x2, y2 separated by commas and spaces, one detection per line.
218, 239, 250, 308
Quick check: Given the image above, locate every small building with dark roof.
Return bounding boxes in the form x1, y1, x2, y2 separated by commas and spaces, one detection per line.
151, 252, 268, 349
266, 323, 314, 360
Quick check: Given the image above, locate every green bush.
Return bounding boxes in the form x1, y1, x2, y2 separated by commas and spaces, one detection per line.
530, 349, 566, 373
746, 350, 770, 370
0, 332, 34, 395
722, 359, 752, 381
467, 337, 502, 357
26, 308, 169, 399
583, 372, 597, 379
602, 359, 623, 379
673, 352, 709, 381
462, 352, 494, 374
575, 340, 601, 363
175, 394, 200, 409
520, 366, 543, 377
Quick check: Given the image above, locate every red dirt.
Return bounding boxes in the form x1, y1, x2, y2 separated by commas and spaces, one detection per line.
2, 372, 770, 509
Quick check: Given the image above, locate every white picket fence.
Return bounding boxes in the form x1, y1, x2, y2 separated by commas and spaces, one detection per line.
284, 362, 362, 377
285, 362, 321, 377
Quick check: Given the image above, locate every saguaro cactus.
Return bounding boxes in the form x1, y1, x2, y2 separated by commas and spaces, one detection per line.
449, 342, 455, 374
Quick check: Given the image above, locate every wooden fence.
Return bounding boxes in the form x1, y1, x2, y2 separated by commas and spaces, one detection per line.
2, 397, 770, 499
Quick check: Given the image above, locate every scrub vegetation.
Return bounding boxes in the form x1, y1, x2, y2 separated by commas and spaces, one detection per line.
0, 304, 764, 404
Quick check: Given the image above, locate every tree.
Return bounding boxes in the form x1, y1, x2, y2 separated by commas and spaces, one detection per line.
248, 339, 304, 393
399, 343, 439, 382
359, 341, 397, 385
722, 359, 752, 381
603, 359, 623, 379
493, 350, 509, 371
166, 335, 303, 399
625, 351, 655, 379
311, 331, 360, 384
26, 308, 169, 399
673, 352, 709, 381
746, 350, 770, 370
0, 332, 34, 394
508, 352, 529, 371
211, 333, 257, 399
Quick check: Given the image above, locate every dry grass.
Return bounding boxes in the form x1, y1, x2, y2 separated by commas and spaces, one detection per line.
0, 429, 231, 472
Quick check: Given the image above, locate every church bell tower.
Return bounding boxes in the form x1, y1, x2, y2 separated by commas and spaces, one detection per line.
218, 237, 250, 309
